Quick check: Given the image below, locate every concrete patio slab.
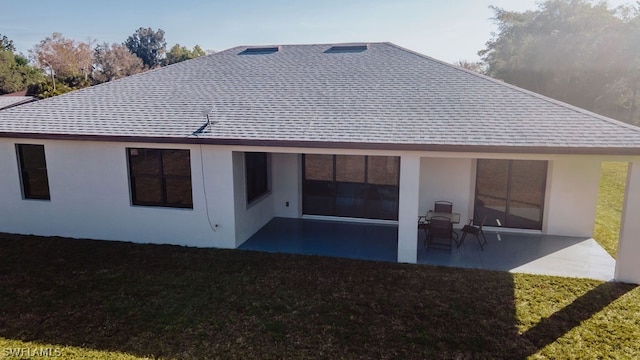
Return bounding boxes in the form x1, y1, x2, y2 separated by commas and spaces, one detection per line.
419, 231, 615, 281
240, 217, 398, 262
240, 217, 615, 281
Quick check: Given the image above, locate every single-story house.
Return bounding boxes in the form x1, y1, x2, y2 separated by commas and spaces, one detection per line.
0, 43, 639, 283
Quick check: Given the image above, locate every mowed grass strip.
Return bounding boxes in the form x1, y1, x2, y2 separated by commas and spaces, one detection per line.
594, 162, 628, 258
0, 233, 638, 359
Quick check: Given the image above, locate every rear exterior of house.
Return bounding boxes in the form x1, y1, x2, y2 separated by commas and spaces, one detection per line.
0, 140, 611, 248
1, 43, 639, 283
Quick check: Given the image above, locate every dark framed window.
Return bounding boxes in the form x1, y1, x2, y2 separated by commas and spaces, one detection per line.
128, 148, 193, 208
16, 144, 50, 200
245, 152, 270, 204
474, 159, 547, 230
302, 154, 400, 220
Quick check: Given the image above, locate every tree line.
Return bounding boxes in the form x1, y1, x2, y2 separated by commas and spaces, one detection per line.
0, 28, 207, 98
460, 0, 640, 125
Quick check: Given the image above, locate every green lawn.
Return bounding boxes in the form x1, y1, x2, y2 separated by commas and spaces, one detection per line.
0, 161, 635, 359
0, 233, 638, 359
594, 162, 628, 258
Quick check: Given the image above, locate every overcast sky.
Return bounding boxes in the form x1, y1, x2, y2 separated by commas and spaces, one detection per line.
0, 0, 634, 63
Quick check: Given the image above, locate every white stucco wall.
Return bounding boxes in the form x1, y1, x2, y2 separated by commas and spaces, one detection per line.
232, 151, 275, 247
0, 138, 618, 251
231, 151, 302, 247
419, 157, 474, 228
398, 154, 421, 263
0, 139, 238, 248
416, 155, 601, 237
272, 153, 301, 218
199, 146, 237, 247
544, 157, 601, 237
615, 160, 640, 283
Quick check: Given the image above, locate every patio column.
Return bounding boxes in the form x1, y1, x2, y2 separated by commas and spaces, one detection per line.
397, 154, 420, 263
615, 160, 640, 284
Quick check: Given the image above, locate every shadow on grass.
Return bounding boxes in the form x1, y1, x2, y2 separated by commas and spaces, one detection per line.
0, 233, 635, 359
520, 281, 637, 356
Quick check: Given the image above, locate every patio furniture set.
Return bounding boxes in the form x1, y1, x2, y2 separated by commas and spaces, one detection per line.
418, 201, 487, 252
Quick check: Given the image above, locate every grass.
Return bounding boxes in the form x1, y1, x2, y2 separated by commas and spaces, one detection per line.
593, 162, 628, 258
0, 233, 639, 359
0, 161, 635, 359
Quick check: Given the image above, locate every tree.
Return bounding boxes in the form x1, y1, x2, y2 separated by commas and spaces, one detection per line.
29, 33, 93, 97
0, 34, 15, 52
454, 60, 486, 74
192, 45, 206, 57
92, 42, 144, 83
30, 33, 93, 89
0, 34, 44, 94
479, 0, 640, 124
0, 50, 27, 93
124, 27, 166, 68
164, 44, 206, 65
27, 79, 75, 99
601, 8, 640, 123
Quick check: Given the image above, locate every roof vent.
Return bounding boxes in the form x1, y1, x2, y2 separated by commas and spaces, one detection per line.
239, 46, 280, 55
325, 45, 368, 53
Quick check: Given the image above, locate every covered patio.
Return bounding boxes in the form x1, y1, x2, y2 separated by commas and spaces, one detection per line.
240, 217, 615, 281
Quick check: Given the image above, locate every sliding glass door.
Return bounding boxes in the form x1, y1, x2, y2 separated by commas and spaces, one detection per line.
474, 159, 547, 230
303, 155, 400, 220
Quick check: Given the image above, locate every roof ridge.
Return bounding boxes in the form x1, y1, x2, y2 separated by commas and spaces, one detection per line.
385, 42, 640, 134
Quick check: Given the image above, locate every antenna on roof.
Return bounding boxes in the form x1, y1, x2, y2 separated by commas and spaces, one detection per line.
193, 107, 214, 136
202, 106, 213, 126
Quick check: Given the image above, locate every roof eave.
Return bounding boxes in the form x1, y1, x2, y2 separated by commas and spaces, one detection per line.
2, 132, 640, 156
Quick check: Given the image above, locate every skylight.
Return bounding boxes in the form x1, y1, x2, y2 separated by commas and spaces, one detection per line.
239, 47, 280, 55
325, 45, 368, 53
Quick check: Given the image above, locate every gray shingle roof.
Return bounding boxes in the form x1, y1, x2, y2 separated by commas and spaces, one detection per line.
0, 96, 35, 110
1, 42, 640, 154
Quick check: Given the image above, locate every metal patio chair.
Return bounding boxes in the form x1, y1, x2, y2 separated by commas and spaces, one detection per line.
434, 200, 453, 213
426, 216, 457, 252
459, 216, 488, 250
